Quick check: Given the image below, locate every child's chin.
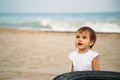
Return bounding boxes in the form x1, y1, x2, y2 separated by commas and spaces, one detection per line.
77, 47, 83, 50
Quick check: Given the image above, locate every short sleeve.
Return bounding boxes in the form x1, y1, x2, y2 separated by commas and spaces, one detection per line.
68, 52, 74, 61
91, 52, 100, 60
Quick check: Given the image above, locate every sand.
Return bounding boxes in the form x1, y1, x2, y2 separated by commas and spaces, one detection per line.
0, 28, 120, 80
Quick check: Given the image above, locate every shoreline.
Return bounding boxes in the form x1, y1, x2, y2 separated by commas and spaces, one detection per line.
0, 28, 120, 34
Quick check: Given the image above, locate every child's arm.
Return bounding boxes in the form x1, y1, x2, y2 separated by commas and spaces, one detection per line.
92, 56, 100, 71
71, 63, 74, 72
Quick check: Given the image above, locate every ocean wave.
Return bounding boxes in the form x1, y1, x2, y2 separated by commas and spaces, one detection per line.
0, 20, 120, 33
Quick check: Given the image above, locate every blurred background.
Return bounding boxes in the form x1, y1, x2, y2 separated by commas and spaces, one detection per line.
0, 0, 120, 33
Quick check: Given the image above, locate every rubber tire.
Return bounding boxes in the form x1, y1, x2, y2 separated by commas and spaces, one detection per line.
53, 71, 120, 80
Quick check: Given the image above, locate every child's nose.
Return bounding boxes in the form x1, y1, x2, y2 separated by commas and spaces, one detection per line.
78, 38, 82, 41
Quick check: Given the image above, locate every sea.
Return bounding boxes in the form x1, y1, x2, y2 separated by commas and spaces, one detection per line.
0, 12, 120, 33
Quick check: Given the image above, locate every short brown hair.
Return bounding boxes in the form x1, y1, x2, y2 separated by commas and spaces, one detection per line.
77, 26, 96, 48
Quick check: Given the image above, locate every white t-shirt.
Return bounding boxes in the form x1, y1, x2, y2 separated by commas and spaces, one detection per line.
68, 49, 100, 71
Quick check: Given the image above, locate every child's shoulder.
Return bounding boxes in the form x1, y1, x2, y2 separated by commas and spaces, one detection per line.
68, 50, 78, 60
89, 49, 100, 58
89, 49, 99, 54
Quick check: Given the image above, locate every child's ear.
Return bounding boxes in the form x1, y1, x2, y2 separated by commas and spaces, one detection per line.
90, 40, 94, 46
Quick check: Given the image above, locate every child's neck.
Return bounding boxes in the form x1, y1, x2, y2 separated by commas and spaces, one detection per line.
78, 48, 90, 54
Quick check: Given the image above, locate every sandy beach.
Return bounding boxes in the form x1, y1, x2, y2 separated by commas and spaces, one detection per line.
0, 28, 120, 80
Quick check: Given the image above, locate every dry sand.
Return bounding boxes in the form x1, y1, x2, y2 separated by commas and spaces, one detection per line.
0, 28, 120, 80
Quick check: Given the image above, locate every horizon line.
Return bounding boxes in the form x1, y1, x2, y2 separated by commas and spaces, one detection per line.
0, 11, 120, 14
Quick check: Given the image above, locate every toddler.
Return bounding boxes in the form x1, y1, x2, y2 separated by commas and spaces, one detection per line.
68, 26, 100, 72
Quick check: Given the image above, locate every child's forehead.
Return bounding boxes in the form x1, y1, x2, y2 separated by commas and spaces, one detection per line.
76, 30, 90, 35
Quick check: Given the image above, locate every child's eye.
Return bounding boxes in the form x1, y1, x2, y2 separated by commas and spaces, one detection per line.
83, 36, 86, 39
76, 36, 80, 38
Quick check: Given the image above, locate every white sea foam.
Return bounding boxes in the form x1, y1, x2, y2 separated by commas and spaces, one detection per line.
39, 19, 120, 33
40, 20, 76, 32
81, 22, 120, 33
0, 13, 120, 33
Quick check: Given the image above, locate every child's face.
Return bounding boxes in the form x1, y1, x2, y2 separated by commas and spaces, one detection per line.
75, 31, 94, 51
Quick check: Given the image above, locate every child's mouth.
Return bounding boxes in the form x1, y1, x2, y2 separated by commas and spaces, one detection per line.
78, 43, 83, 45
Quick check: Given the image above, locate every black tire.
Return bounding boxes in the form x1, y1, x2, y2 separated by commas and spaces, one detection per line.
53, 71, 120, 80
